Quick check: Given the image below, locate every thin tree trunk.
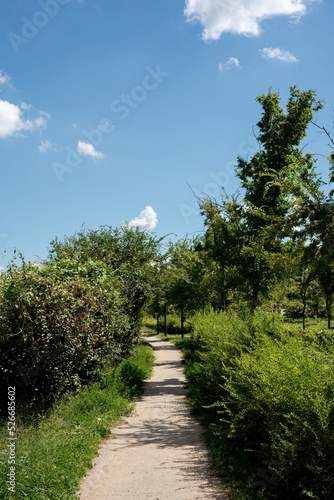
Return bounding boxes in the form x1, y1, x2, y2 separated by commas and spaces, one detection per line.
221, 290, 226, 313
326, 298, 331, 329
181, 306, 184, 339
302, 297, 306, 329
251, 282, 260, 312
221, 269, 226, 312
164, 302, 167, 337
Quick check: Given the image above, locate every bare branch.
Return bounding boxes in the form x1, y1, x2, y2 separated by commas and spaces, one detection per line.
311, 121, 334, 147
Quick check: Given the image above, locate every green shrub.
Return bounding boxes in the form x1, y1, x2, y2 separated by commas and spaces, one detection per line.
222, 334, 334, 497
0, 258, 132, 410
112, 341, 154, 396
182, 310, 334, 498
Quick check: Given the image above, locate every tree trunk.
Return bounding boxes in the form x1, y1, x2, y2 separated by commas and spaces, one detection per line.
164, 302, 167, 337
326, 297, 331, 329
221, 269, 226, 312
181, 306, 184, 339
221, 290, 226, 313
251, 282, 260, 312
302, 297, 306, 329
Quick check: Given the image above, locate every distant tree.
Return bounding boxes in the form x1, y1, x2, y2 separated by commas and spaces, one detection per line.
199, 193, 244, 311
307, 203, 334, 328
164, 238, 214, 336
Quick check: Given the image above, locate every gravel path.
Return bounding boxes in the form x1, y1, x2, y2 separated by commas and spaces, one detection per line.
78, 335, 230, 499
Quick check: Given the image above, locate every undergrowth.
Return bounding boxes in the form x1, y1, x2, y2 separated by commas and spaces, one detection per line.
0, 340, 154, 500
159, 310, 334, 499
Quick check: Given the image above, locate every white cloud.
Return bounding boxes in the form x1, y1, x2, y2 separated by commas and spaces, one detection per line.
39, 139, 51, 153
39, 139, 54, 153
128, 206, 158, 232
184, 0, 315, 40
219, 57, 240, 71
226, 57, 239, 68
77, 140, 104, 159
260, 47, 299, 62
0, 99, 49, 138
20, 102, 32, 110
33, 115, 49, 129
39, 139, 62, 153
0, 70, 12, 87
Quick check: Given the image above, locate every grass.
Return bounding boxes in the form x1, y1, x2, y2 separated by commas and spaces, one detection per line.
142, 315, 193, 336
0, 339, 154, 500
283, 316, 334, 330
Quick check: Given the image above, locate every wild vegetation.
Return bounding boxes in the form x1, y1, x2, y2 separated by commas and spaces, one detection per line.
0, 340, 154, 500
145, 87, 334, 498
0, 226, 158, 499
1, 86, 334, 498
151, 311, 334, 499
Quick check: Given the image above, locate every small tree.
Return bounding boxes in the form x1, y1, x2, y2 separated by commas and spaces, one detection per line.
200, 193, 244, 311
164, 238, 213, 336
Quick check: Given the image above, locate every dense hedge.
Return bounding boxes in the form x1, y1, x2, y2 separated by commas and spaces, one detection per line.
187, 310, 334, 498
0, 258, 133, 410
0, 227, 162, 412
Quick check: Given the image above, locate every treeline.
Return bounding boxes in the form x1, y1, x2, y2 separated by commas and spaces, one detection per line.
0, 226, 162, 412
148, 87, 334, 329
151, 86, 334, 499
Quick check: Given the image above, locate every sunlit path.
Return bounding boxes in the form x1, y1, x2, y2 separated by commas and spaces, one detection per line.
78, 335, 229, 500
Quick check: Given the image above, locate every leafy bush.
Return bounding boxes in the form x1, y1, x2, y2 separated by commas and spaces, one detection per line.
48, 225, 164, 335
222, 334, 334, 498
112, 340, 154, 396
0, 258, 131, 410
183, 310, 334, 498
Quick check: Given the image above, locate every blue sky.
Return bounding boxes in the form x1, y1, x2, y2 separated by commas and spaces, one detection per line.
1, 0, 333, 268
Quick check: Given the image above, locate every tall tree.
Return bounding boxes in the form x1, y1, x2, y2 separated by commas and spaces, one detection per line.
235, 86, 323, 309
164, 238, 215, 335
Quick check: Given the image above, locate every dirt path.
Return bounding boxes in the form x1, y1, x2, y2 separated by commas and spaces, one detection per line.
78, 335, 230, 499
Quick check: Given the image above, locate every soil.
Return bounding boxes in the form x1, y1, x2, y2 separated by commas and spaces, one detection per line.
78, 335, 231, 499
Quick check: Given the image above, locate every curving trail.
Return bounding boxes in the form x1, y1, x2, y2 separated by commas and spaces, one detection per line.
78, 335, 230, 499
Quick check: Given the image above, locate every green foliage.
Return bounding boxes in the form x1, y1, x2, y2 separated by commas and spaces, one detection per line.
199, 195, 243, 311
0, 257, 130, 410
180, 311, 334, 498
0, 225, 163, 412
222, 334, 334, 497
200, 86, 325, 311
165, 315, 193, 335
111, 340, 154, 396
0, 342, 154, 500
48, 225, 164, 334
164, 237, 216, 315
